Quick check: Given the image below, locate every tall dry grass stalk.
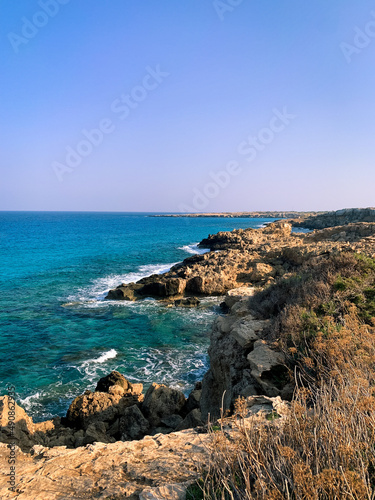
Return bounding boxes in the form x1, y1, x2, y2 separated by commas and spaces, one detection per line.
197, 309, 375, 498
188, 252, 375, 499
199, 372, 375, 499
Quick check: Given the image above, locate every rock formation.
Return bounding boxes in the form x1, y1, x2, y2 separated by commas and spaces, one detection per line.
0, 395, 289, 499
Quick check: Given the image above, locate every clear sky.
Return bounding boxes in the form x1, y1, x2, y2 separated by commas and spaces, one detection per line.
1, 0, 374, 212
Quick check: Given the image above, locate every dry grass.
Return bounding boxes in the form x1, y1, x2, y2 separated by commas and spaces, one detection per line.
195, 370, 375, 499
188, 251, 375, 499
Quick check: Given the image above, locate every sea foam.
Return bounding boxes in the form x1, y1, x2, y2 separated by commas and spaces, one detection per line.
178, 243, 209, 255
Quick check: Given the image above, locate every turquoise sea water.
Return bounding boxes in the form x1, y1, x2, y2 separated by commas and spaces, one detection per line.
0, 212, 276, 422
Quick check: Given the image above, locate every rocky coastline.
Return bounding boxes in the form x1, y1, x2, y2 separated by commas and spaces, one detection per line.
2, 208, 375, 498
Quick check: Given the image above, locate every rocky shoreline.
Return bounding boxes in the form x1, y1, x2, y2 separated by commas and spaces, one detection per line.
2, 208, 375, 498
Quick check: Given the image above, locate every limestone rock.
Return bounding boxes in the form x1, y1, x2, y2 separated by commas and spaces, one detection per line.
200, 314, 253, 420
230, 316, 269, 349
224, 286, 256, 309
65, 390, 141, 430
185, 387, 201, 414
161, 414, 184, 429
142, 384, 186, 428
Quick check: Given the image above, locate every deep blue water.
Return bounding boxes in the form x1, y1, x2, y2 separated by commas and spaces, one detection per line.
0, 212, 276, 422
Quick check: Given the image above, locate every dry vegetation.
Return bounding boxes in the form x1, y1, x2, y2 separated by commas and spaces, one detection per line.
188, 251, 375, 499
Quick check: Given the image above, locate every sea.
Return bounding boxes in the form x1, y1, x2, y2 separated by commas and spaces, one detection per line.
0, 212, 277, 422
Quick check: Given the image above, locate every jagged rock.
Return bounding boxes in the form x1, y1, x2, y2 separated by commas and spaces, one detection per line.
177, 409, 203, 431
247, 262, 275, 282
232, 369, 257, 399
0, 399, 292, 499
106, 283, 143, 300
95, 370, 132, 393
142, 384, 186, 428
247, 340, 288, 397
0, 396, 76, 451
120, 405, 150, 441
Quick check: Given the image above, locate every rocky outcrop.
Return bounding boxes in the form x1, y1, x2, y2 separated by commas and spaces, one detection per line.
105, 219, 375, 304
293, 207, 375, 229
0, 396, 289, 499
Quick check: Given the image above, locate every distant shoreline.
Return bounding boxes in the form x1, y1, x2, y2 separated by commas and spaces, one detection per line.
151, 211, 324, 219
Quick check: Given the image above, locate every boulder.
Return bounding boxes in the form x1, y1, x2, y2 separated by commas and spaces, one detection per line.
95, 371, 132, 393
106, 284, 142, 300
120, 405, 150, 441
161, 414, 184, 429
142, 384, 186, 428
65, 390, 140, 430
83, 421, 114, 445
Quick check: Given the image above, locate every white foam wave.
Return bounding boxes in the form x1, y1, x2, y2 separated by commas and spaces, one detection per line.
73, 349, 119, 382
178, 243, 209, 255
80, 348, 117, 368
19, 391, 42, 408
93, 348, 117, 364
66, 262, 179, 305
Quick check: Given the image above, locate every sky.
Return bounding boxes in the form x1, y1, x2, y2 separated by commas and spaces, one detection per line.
1, 0, 375, 212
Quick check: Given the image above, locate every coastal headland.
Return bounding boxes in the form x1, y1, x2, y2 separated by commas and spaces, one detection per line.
1, 207, 375, 498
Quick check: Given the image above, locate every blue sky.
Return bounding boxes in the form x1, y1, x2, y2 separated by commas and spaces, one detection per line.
1, 0, 374, 212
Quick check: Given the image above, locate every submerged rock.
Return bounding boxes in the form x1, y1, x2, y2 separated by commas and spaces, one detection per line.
174, 297, 200, 307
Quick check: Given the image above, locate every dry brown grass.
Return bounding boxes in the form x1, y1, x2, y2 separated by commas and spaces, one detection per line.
189, 251, 375, 499
197, 369, 375, 499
